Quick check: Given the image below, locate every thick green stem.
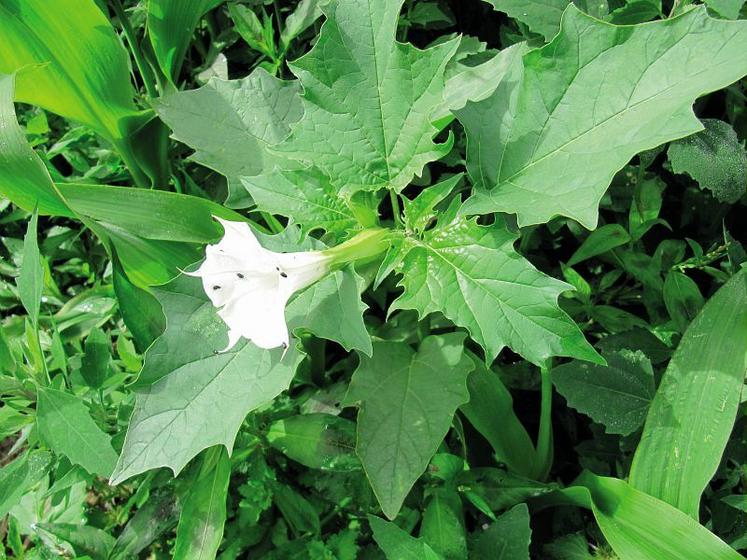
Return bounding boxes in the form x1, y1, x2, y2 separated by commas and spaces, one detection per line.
389, 190, 403, 227
323, 228, 391, 267
535, 366, 554, 481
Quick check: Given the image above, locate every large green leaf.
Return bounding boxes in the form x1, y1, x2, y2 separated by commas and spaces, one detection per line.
36, 387, 118, 477
380, 201, 600, 366
109, 275, 303, 484
0, 0, 154, 185
173, 448, 231, 560
457, 6, 747, 228
154, 70, 302, 207
147, 0, 222, 82
539, 472, 742, 560
272, 0, 458, 196
629, 270, 747, 518
343, 334, 474, 519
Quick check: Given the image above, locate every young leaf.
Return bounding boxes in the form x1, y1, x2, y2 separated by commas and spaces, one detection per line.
662, 270, 704, 332
483, 0, 569, 41
566, 224, 631, 267
79, 328, 111, 389
630, 270, 747, 518
552, 350, 655, 436
0, 450, 52, 518
457, 6, 747, 228
273, 0, 459, 196
460, 357, 537, 477
17, 209, 43, 328
343, 334, 474, 519
667, 119, 747, 204
36, 387, 118, 477
173, 449, 231, 560
154, 70, 302, 207
148, 0, 222, 82
471, 503, 531, 560
384, 204, 600, 366
420, 489, 467, 560
36, 523, 116, 560
369, 515, 443, 560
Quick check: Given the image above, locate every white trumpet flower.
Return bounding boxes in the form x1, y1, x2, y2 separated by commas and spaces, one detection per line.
188, 218, 333, 352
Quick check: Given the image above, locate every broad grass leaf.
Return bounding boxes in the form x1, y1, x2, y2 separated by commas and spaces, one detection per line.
173, 448, 231, 560
630, 270, 747, 518
0, 0, 154, 185
667, 119, 747, 203
458, 6, 747, 228
343, 334, 473, 519
36, 387, 118, 477
552, 350, 655, 436
273, 0, 459, 196
540, 472, 743, 560
385, 202, 601, 366
154, 70, 303, 208
471, 503, 531, 560
369, 515, 443, 560
148, 0, 222, 83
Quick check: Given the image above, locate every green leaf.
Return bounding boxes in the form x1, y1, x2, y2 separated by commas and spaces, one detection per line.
460, 357, 537, 477
110, 275, 303, 484
0, 450, 52, 518
17, 209, 43, 328
173, 448, 231, 560
457, 6, 747, 228
148, 0, 221, 82
272, 482, 321, 536
343, 334, 474, 519
241, 168, 359, 236
384, 204, 600, 366
667, 119, 746, 204
281, 0, 326, 46
36, 523, 115, 560
273, 0, 459, 196
79, 328, 111, 389
541, 472, 743, 560
369, 515, 443, 560
483, 0, 569, 41
267, 413, 358, 471
0, 0, 153, 185
471, 503, 531, 560
630, 270, 747, 518
420, 489, 467, 560
0, 73, 70, 216
704, 0, 746, 18
566, 224, 631, 267
662, 270, 704, 332
109, 490, 181, 560
36, 387, 118, 477
552, 350, 655, 436
154, 70, 302, 208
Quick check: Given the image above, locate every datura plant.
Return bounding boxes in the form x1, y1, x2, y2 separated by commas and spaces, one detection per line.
0, 0, 746, 559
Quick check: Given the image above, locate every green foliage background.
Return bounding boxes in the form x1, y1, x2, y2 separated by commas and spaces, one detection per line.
1, 0, 746, 558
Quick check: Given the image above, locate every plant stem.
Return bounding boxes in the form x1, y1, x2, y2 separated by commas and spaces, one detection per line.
535, 366, 554, 481
110, 0, 158, 98
389, 190, 403, 227
324, 228, 391, 267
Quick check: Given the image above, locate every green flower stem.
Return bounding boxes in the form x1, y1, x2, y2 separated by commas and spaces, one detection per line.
324, 228, 391, 268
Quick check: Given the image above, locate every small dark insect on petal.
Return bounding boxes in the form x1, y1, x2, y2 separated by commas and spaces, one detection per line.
213, 285, 221, 290
281, 342, 288, 349
280, 272, 288, 278
237, 273, 245, 279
